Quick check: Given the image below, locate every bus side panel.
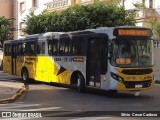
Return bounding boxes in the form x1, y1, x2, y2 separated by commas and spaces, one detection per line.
117, 67, 154, 91
34, 56, 49, 82
48, 57, 72, 84
57, 70, 72, 84
16, 56, 24, 77
33, 56, 72, 84
24, 56, 37, 79
3, 56, 12, 74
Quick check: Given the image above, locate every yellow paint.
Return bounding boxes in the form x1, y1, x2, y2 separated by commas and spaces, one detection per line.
117, 67, 154, 90
3, 55, 72, 84
3, 56, 12, 74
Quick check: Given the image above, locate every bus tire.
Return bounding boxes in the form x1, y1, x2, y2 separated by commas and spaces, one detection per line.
22, 68, 30, 83
77, 73, 85, 93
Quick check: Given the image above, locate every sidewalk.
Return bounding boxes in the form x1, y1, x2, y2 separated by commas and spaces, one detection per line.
0, 71, 28, 103
0, 70, 159, 103
0, 81, 24, 100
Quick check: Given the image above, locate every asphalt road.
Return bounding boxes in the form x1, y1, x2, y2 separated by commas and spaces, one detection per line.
0, 71, 160, 120
1, 82, 160, 120
20, 83, 160, 111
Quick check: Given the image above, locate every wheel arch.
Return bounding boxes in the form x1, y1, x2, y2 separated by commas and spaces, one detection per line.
21, 67, 28, 77
70, 70, 85, 85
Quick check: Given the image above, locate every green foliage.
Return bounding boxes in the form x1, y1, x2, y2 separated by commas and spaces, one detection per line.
148, 18, 160, 38
0, 16, 14, 47
133, 2, 146, 9
155, 24, 160, 38
24, 1, 135, 34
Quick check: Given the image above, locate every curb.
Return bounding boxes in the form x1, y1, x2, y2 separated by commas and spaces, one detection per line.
0, 85, 29, 104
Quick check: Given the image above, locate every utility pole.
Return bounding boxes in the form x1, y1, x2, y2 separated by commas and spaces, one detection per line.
122, 0, 124, 7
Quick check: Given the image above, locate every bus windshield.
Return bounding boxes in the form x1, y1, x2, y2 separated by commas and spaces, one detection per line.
111, 39, 154, 67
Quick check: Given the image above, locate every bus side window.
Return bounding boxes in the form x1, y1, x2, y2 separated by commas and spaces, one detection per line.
71, 37, 83, 55
64, 38, 70, 55
17, 43, 25, 56
25, 42, 36, 55
59, 37, 70, 55
4, 44, 11, 56
37, 42, 45, 55
71, 38, 76, 55
48, 39, 58, 56
59, 39, 65, 55
48, 42, 53, 55
4, 44, 8, 55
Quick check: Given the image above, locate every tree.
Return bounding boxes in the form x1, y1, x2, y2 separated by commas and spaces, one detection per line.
133, 2, 146, 9
0, 16, 14, 48
155, 24, 160, 38
24, 1, 135, 34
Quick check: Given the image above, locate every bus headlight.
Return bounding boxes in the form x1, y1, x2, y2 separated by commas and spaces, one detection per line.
111, 72, 124, 83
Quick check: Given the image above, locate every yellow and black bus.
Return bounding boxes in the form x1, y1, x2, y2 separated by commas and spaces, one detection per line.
3, 26, 154, 93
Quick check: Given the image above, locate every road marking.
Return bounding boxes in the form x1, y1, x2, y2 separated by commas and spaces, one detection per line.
17, 107, 62, 111
0, 117, 40, 120
69, 117, 112, 120
0, 104, 41, 109
0, 102, 24, 106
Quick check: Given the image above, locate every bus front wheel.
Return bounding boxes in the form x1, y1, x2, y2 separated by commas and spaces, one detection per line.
77, 73, 85, 93
22, 68, 30, 83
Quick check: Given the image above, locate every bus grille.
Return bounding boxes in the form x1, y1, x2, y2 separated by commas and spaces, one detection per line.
124, 80, 151, 88
121, 69, 153, 75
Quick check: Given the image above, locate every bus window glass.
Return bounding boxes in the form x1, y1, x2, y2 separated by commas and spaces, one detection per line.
25, 42, 35, 55
111, 39, 154, 67
4, 44, 11, 55
17, 44, 21, 55
48, 39, 58, 55
37, 42, 45, 54
4, 44, 7, 55
17, 43, 25, 55
59, 39, 65, 55
71, 37, 84, 55
59, 38, 70, 55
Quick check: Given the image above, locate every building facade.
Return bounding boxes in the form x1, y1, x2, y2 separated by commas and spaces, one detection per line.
0, 0, 18, 39
17, 0, 111, 38
18, 0, 52, 38
17, 0, 160, 38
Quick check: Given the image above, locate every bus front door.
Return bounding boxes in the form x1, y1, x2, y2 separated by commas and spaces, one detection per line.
12, 45, 17, 75
87, 38, 101, 87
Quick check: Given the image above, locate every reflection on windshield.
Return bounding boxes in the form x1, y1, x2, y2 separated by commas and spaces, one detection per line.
111, 39, 154, 67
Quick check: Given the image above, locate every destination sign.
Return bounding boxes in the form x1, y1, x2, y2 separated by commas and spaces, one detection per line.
114, 28, 152, 37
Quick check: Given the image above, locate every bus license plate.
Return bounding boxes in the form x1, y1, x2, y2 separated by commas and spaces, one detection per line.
135, 84, 143, 88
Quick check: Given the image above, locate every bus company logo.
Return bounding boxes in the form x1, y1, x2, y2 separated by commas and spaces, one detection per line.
126, 76, 136, 81
2, 112, 11, 118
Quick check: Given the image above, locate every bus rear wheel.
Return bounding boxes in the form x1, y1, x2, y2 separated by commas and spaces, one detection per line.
77, 73, 85, 93
22, 68, 30, 83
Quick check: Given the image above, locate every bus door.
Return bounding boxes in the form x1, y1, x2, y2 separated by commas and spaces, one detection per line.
87, 36, 108, 87
12, 45, 17, 75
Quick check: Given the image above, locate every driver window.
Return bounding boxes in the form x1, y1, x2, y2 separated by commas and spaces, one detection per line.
121, 45, 130, 58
